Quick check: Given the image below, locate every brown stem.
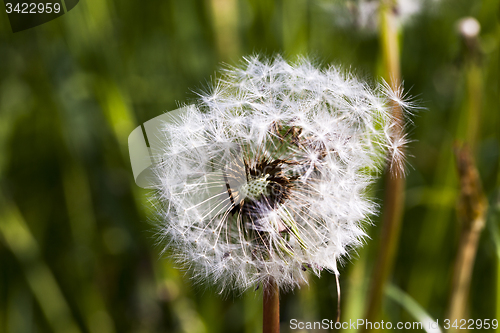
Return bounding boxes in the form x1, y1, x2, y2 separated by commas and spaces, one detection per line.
447, 145, 487, 327
335, 274, 341, 323
263, 279, 280, 333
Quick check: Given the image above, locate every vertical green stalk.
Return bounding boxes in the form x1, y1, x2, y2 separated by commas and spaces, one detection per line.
263, 280, 280, 333
362, 0, 404, 329
464, 64, 482, 151
343, 254, 368, 333
447, 18, 487, 327
282, 0, 309, 55
379, 0, 401, 84
209, 0, 240, 61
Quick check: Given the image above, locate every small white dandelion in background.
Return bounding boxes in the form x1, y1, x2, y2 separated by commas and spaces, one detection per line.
151, 56, 411, 293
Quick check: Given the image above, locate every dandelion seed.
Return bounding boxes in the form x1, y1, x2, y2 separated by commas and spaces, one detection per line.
151, 56, 414, 292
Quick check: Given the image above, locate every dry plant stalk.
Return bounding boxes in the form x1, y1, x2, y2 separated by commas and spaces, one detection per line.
263, 279, 280, 333
447, 145, 488, 324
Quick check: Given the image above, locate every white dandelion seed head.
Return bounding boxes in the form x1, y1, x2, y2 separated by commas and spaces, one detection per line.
151, 56, 413, 292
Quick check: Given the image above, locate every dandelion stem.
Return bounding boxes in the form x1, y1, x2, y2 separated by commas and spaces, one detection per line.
335, 274, 341, 322
363, 0, 405, 329
263, 279, 280, 333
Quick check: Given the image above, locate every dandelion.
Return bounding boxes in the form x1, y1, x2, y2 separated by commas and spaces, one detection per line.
149, 56, 411, 330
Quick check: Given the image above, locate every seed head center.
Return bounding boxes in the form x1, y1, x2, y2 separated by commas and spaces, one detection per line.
240, 174, 270, 199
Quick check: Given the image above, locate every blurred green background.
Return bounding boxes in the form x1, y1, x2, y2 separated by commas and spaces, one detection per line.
0, 0, 499, 332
